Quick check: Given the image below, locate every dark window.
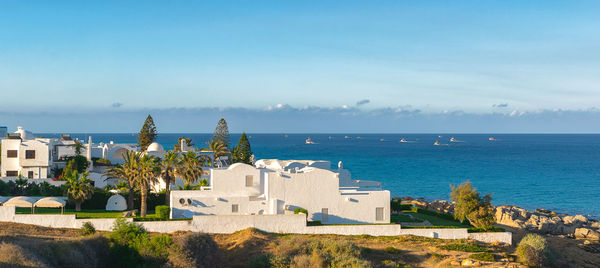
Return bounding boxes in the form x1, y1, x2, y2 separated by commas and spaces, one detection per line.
232, 204, 239, 213
7, 150, 17, 158
6, 171, 18, 177
25, 150, 35, 159
28, 171, 34, 178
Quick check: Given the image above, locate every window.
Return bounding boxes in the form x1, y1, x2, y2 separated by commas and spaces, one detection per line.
232, 204, 239, 213
376, 207, 384, 221
245, 175, 253, 187
25, 150, 35, 159
6, 171, 18, 177
321, 208, 328, 222
7, 150, 17, 158
28, 171, 34, 178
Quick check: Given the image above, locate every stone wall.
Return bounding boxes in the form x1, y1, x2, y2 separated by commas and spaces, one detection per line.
0, 206, 512, 244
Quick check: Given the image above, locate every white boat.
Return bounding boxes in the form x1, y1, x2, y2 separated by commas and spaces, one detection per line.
400, 138, 407, 143
489, 137, 495, 141
379, 138, 385, 142
450, 137, 456, 142
434, 140, 440, 146
305, 138, 316, 144
344, 136, 350, 139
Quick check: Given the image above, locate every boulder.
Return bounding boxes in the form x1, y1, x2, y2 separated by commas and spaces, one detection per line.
495, 206, 530, 229
591, 221, 600, 229
574, 228, 600, 240
461, 259, 480, 266
563, 215, 588, 226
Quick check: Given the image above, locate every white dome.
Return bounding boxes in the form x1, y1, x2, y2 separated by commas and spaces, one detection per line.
146, 142, 164, 152
14, 126, 34, 140
106, 194, 127, 211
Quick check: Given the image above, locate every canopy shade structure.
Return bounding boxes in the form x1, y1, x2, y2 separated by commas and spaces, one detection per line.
3, 196, 38, 207
0, 196, 11, 205
34, 197, 67, 214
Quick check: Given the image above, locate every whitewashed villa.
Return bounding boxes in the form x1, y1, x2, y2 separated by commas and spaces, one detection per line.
170, 159, 391, 224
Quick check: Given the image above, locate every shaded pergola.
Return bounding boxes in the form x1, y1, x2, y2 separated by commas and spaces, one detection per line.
34, 197, 67, 214
2, 196, 39, 213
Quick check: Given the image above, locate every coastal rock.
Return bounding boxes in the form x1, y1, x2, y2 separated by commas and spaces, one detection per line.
574, 228, 600, 240
563, 215, 588, 225
461, 259, 480, 266
495, 206, 529, 229
591, 221, 600, 229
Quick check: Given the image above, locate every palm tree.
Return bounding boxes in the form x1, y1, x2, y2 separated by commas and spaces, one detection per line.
72, 140, 85, 156
64, 170, 94, 211
135, 154, 160, 217
105, 151, 140, 210
176, 151, 204, 188
206, 139, 229, 167
160, 151, 180, 205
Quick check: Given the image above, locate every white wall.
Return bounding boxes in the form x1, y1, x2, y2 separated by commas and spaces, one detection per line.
0, 206, 512, 244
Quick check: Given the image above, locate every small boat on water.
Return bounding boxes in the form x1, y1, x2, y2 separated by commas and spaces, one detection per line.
328, 136, 333, 139
450, 137, 456, 142
400, 138, 407, 143
344, 136, 350, 139
434, 140, 440, 146
489, 137, 495, 141
305, 137, 316, 144
379, 138, 385, 142
284, 134, 288, 138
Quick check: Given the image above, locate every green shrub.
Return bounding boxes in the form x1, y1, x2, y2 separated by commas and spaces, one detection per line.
156, 205, 170, 220
109, 218, 148, 246
390, 199, 412, 212
167, 233, 222, 267
516, 233, 549, 267
384, 246, 401, 254
248, 254, 272, 268
470, 252, 494, 262
438, 243, 486, 252
307, 220, 321, 226
293, 208, 308, 215
80, 222, 96, 235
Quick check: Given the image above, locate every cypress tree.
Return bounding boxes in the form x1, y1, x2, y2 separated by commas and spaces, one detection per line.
212, 118, 230, 149
138, 114, 157, 151
233, 132, 252, 164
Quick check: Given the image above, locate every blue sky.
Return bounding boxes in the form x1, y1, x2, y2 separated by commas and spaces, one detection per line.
0, 1, 599, 132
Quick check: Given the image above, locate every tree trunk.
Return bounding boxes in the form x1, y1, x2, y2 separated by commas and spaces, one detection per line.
128, 188, 134, 210
165, 176, 171, 206
140, 184, 147, 217
75, 202, 81, 212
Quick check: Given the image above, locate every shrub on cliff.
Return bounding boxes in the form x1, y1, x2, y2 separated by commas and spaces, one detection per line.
167, 233, 222, 268
516, 233, 550, 267
450, 180, 495, 230
268, 236, 371, 268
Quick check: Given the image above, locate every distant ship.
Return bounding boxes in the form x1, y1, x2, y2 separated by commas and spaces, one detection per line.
379, 138, 385, 142
400, 138, 407, 143
434, 140, 440, 146
344, 136, 350, 139
305, 137, 316, 144
489, 137, 496, 141
450, 137, 456, 142
328, 136, 333, 139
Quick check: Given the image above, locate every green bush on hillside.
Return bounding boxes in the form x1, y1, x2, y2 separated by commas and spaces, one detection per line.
80, 222, 96, 235
516, 233, 550, 267
470, 252, 495, 262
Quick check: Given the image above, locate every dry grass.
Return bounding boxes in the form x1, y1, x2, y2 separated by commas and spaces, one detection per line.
0, 222, 598, 267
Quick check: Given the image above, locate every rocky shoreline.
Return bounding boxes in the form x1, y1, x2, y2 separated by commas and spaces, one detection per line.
396, 197, 600, 240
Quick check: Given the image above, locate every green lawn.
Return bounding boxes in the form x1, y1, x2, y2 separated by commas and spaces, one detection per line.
16, 207, 155, 219
401, 211, 470, 228
391, 214, 423, 223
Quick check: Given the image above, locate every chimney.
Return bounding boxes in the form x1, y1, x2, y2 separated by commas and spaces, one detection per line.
87, 136, 93, 170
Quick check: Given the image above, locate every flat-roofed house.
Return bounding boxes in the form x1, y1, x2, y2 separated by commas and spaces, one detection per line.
170, 159, 390, 224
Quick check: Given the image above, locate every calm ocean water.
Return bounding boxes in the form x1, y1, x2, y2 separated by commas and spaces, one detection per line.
40, 133, 600, 218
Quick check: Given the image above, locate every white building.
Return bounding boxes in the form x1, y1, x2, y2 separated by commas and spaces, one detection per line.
170, 159, 390, 224
1, 126, 137, 180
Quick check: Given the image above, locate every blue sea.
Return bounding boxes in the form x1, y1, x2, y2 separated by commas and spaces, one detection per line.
40, 133, 600, 218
